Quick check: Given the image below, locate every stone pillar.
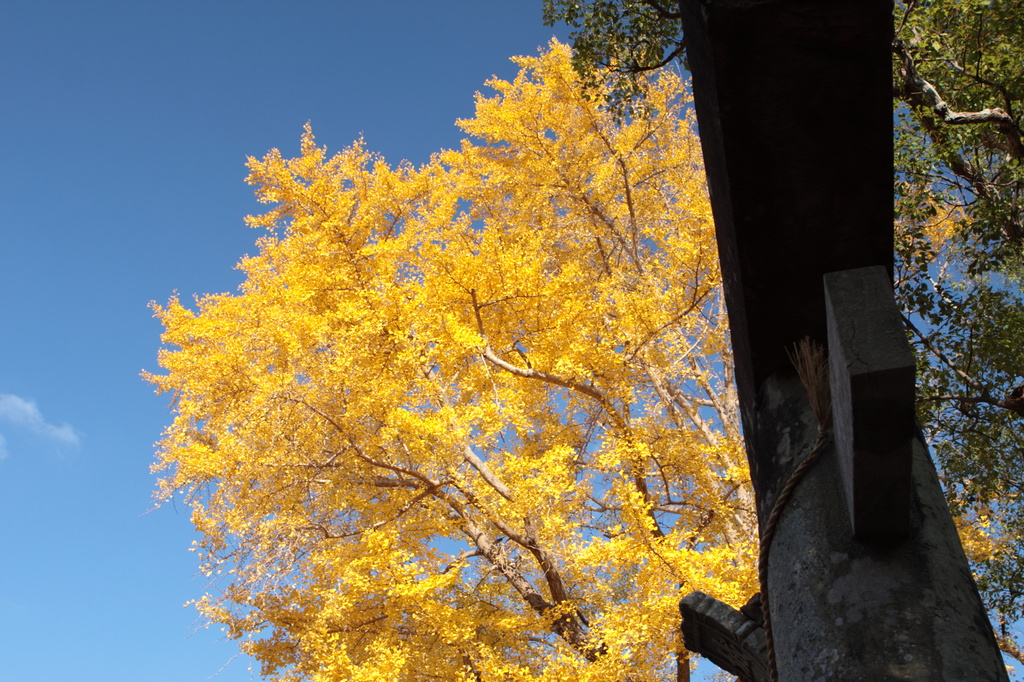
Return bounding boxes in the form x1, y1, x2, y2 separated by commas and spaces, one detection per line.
757, 371, 1007, 681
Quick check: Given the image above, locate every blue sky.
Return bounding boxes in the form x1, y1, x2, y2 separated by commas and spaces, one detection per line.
0, 2, 725, 680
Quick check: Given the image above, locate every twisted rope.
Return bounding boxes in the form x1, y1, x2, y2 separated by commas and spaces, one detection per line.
759, 429, 828, 682
759, 338, 833, 682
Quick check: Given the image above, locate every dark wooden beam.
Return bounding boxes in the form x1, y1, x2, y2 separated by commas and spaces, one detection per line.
680, 0, 893, 457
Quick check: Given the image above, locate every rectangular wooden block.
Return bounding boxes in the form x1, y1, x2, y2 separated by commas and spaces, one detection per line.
824, 266, 915, 540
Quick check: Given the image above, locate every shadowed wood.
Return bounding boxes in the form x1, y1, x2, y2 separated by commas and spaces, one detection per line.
825, 265, 915, 539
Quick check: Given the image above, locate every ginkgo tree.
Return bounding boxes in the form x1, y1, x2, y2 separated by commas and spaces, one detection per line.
147, 42, 756, 681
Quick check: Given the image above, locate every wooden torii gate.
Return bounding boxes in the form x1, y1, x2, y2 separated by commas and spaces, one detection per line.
674, 0, 1009, 679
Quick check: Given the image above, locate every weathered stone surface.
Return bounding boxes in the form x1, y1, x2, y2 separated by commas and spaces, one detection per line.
825, 265, 915, 539
758, 373, 1007, 681
681, 591, 769, 682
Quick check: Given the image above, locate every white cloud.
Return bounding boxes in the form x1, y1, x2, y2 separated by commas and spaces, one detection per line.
0, 432, 7, 460
0, 394, 81, 448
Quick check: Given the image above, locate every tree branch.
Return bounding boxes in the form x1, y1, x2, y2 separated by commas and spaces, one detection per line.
612, 41, 686, 76
894, 38, 1024, 159
459, 518, 603, 661
460, 442, 516, 502
921, 392, 1024, 418
616, 156, 644, 274
480, 341, 601, 401
997, 634, 1024, 667
639, 0, 681, 20
902, 314, 987, 394
301, 481, 445, 540
941, 57, 1017, 120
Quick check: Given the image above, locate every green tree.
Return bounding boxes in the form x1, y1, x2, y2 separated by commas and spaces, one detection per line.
546, 0, 1024, 663
541, 0, 686, 114
894, 0, 1024, 656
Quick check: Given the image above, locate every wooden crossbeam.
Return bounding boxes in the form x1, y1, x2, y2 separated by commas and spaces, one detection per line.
825, 266, 915, 539
679, 0, 894, 455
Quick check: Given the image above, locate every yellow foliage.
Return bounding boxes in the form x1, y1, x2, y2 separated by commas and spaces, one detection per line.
955, 510, 1001, 566
147, 41, 756, 680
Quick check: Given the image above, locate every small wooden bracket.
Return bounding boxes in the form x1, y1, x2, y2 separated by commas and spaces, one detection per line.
824, 266, 915, 540
680, 591, 769, 682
